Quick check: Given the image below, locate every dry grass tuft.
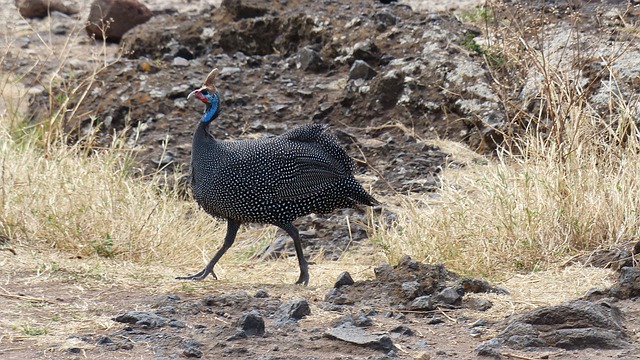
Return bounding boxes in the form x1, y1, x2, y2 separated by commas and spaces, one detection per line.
372, 4, 640, 280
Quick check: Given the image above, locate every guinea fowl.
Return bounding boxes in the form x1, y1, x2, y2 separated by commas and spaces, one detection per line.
177, 68, 378, 285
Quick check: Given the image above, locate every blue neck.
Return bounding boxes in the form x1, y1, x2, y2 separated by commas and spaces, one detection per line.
201, 93, 220, 123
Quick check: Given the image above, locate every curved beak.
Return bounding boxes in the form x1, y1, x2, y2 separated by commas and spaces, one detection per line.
187, 89, 198, 100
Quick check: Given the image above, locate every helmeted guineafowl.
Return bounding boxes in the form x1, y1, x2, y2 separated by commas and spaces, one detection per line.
177, 68, 378, 285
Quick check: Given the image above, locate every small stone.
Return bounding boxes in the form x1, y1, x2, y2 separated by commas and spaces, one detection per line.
258, 236, 288, 259
254, 289, 269, 298
114, 311, 167, 329
297, 47, 326, 72
349, 60, 377, 80
373, 69, 405, 109
312, 102, 335, 121
409, 296, 434, 311
610, 267, 640, 299
390, 325, 414, 336
183, 348, 203, 358
374, 9, 398, 28
96, 336, 113, 345
332, 314, 356, 328
335, 311, 373, 327
401, 281, 421, 299
168, 319, 186, 328
151, 152, 175, 167
275, 298, 311, 324
475, 338, 504, 358
168, 84, 190, 100
373, 263, 393, 279
334, 271, 354, 288
394, 312, 406, 320
219, 67, 241, 77
173, 47, 194, 60
236, 311, 265, 337
464, 298, 493, 312
460, 278, 510, 295
52, 23, 71, 36
352, 39, 380, 61
325, 287, 351, 305
325, 325, 395, 352
172, 57, 190, 67
470, 319, 488, 328
434, 287, 462, 306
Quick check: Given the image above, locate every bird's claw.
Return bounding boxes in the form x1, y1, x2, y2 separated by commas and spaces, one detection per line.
295, 273, 309, 286
176, 268, 217, 281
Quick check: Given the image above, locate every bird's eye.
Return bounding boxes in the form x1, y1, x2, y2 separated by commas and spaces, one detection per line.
201, 89, 209, 96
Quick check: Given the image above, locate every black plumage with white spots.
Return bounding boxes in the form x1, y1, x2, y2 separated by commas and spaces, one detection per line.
178, 68, 377, 285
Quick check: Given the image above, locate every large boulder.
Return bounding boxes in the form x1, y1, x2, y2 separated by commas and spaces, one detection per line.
477, 300, 630, 356
86, 0, 153, 42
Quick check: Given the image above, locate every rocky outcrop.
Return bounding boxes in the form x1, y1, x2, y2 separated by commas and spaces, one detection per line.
478, 300, 629, 357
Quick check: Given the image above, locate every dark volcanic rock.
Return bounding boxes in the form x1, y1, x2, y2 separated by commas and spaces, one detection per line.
86, 0, 153, 42
181, 339, 203, 358
254, 289, 270, 298
434, 286, 462, 306
609, 267, 640, 300
349, 60, 377, 80
275, 298, 311, 324
297, 47, 326, 72
334, 271, 355, 288
236, 311, 265, 337
325, 256, 504, 310
483, 300, 630, 351
460, 278, 510, 295
408, 296, 434, 311
113, 311, 168, 329
463, 297, 493, 312
352, 39, 381, 62
372, 69, 405, 109
325, 325, 395, 352
331, 311, 372, 328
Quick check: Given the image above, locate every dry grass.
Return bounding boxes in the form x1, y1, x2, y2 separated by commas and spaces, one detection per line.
372, 3, 640, 280
1, 1, 636, 293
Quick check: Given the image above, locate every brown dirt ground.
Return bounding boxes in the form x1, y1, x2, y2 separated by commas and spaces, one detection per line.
2, 243, 639, 359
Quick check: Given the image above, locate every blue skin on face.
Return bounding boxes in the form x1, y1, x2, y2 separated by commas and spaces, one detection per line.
199, 90, 220, 123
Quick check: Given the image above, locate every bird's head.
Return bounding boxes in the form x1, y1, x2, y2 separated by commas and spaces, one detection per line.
188, 68, 220, 123
188, 68, 219, 104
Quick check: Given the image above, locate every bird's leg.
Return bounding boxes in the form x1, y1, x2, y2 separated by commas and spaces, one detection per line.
280, 223, 309, 286
176, 219, 240, 281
